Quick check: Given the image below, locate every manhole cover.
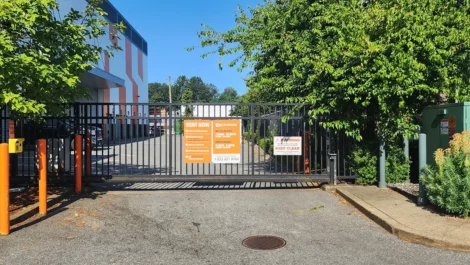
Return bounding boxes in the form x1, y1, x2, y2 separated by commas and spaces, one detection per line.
242, 236, 286, 250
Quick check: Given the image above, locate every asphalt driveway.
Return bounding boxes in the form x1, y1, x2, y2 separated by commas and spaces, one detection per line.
0, 189, 469, 265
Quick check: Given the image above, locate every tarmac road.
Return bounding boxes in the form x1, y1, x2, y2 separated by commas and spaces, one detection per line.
1, 188, 469, 265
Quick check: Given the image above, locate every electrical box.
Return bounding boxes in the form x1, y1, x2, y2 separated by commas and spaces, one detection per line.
8, 138, 24, 153
421, 102, 470, 165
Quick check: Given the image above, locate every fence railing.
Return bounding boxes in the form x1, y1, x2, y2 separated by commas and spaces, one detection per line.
1, 103, 356, 185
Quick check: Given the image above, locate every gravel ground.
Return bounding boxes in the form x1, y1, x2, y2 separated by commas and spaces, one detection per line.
388, 182, 419, 197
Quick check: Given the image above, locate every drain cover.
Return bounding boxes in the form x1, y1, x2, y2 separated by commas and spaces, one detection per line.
242, 236, 286, 250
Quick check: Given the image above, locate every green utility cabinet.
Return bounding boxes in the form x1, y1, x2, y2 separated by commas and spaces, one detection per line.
422, 102, 470, 165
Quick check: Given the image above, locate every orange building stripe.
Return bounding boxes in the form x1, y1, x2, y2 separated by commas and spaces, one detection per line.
125, 39, 139, 124
138, 50, 143, 80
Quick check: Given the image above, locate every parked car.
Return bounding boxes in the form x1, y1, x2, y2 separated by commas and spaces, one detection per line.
149, 118, 164, 136
22, 119, 103, 150
69, 124, 103, 150
22, 119, 71, 148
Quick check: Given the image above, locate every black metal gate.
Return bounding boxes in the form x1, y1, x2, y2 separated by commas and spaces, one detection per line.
1, 103, 355, 185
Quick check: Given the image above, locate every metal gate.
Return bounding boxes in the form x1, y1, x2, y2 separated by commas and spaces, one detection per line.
1, 103, 355, 185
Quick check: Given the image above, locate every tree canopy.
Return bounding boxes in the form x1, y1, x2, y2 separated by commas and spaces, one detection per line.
181, 86, 194, 116
196, 0, 470, 140
0, 0, 122, 117
148, 82, 180, 103
216, 87, 239, 102
148, 75, 222, 104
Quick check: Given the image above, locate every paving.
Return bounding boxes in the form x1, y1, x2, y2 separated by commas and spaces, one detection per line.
336, 186, 470, 252
1, 188, 469, 265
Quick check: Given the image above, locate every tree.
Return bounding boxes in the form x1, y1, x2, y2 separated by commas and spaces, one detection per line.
148, 82, 181, 103
172, 75, 189, 102
216, 87, 239, 102
195, 0, 470, 141
150, 75, 219, 104
187, 76, 218, 103
181, 87, 194, 117
0, 0, 123, 117
148, 82, 169, 103
207, 83, 220, 102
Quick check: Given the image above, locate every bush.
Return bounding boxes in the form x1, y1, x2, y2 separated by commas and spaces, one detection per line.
243, 131, 251, 141
350, 140, 410, 185
258, 137, 273, 155
243, 123, 259, 143
350, 145, 378, 185
422, 132, 470, 217
386, 145, 411, 184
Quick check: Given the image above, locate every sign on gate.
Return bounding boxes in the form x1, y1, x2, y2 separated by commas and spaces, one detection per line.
183, 119, 241, 164
183, 120, 212, 163
274, 137, 302, 156
212, 120, 241, 163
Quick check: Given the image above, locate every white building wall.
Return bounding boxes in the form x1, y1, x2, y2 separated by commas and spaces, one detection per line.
55, 0, 148, 109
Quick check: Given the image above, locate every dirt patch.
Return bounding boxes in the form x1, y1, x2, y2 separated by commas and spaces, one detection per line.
9, 187, 69, 216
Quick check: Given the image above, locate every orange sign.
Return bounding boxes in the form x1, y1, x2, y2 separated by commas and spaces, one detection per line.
183, 120, 212, 163
449, 116, 456, 137
449, 116, 456, 129
212, 120, 241, 163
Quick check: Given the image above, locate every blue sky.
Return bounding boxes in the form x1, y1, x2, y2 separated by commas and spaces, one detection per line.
110, 0, 264, 96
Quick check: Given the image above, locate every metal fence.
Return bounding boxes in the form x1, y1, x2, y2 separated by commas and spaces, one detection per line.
1, 103, 356, 185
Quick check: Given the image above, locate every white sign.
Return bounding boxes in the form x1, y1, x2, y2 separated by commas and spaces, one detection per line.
440, 119, 449, 135
274, 137, 302, 156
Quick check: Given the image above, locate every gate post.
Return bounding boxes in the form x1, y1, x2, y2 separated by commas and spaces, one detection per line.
329, 154, 337, 185
86, 135, 91, 180
169, 104, 173, 176
327, 128, 337, 185
304, 131, 310, 174
250, 104, 255, 176
75, 135, 82, 193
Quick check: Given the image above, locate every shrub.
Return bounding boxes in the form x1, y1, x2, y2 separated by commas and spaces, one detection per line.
258, 137, 273, 155
243, 131, 251, 141
243, 123, 259, 143
422, 132, 470, 217
386, 145, 411, 184
350, 140, 410, 185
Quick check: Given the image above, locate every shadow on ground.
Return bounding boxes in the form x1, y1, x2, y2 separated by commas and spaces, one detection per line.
10, 191, 105, 233
92, 181, 329, 191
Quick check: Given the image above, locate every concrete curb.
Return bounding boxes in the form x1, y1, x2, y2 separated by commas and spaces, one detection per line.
387, 186, 417, 203
321, 184, 350, 192
10, 189, 74, 226
336, 188, 470, 252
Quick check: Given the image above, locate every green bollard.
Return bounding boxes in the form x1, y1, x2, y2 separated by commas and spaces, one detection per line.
379, 141, 386, 188
404, 137, 410, 183
417, 133, 428, 206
